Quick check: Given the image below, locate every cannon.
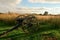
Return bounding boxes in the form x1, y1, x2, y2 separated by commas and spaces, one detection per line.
0, 15, 39, 37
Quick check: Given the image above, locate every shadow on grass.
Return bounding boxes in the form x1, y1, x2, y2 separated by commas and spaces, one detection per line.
0, 29, 9, 32
0, 26, 60, 39
0, 24, 60, 40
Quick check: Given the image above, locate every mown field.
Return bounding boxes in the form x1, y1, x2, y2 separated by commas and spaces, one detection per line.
0, 14, 60, 40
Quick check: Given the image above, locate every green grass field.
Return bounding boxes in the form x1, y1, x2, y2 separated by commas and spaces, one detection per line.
0, 20, 60, 40
0, 15, 60, 40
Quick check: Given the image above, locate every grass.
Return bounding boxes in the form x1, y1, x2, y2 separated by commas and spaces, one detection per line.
0, 14, 60, 40
0, 22, 60, 40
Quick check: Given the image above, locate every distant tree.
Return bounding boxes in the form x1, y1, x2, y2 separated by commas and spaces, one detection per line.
44, 11, 48, 15
0, 12, 3, 14
39, 14, 42, 15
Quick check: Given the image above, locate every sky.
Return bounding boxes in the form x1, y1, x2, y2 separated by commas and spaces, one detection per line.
1, 0, 60, 14
19, 0, 60, 7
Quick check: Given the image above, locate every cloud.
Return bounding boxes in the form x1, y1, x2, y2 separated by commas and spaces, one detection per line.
0, 5, 17, 13
16, 7, 60, 14
28, 0, 60, 3
0, 0, 22, 12
0, 0, 22, 6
